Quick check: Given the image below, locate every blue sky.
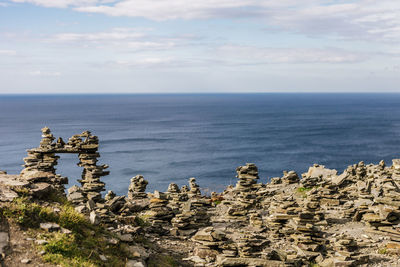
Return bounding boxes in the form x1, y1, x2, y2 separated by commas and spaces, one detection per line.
0, 0, 399, 93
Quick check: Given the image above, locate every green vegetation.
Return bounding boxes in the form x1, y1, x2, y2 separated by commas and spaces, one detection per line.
378, 247, 388, 255
296, 186, 320, 198
1, 197, 130, 267
134, 216, 150, 227
213, 200, 222, 205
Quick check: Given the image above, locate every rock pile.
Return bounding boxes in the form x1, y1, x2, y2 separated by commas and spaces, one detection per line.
145, 191, 173, 233
21, 128, 109, 205
128, 175, 148, 200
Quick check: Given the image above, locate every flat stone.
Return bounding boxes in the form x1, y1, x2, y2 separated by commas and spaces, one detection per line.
21, 258, 31, 264
126, 260, 145, 267
40, 222, 60, 232
0, 187, 18, 202
216, 256, 286, 267
35, 239, 48, 245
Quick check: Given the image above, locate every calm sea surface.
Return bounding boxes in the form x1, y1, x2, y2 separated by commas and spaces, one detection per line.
1, 94, 400, 195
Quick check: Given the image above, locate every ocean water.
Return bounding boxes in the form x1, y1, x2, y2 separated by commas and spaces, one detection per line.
1, 93, 400, 195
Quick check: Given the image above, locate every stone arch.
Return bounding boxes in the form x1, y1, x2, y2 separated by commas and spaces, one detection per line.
20, 127, 109, 202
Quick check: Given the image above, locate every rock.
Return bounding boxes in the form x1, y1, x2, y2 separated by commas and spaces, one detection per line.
99, 254, 107, 261
0, 187, 18, 202
128, 175, 148, 200
119, 234, 134, 242
305, 164, 337, 179
35, 239, 48, 245
21, 258, 31, 264
126, 260, 145, 267
216, 256, 286, 267
127, 245, 149, 259
90, 211, 100, 225
40, 222, 60, 232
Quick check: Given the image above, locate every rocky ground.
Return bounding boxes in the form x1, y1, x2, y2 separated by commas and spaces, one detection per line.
2, 128, 400, 266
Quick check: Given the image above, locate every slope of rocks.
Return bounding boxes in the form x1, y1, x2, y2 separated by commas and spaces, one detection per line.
1, 128, 400, 266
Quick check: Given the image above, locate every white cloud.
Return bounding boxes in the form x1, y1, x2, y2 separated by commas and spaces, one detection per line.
11, 0, 400, 42
0, 49, 17, 56
49, 28, 185, 51
53, 28, 146, 42
112, 57, 175, 68
10, 0, 103, 8
29, 70, 61, 76
216, 45, 368, 64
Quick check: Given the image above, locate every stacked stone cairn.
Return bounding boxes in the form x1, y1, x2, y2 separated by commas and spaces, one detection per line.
128, 175, 148, 199
191, 226, 228, 263
171, 178, 211, 237
145, 191, 173, 233
218, 163, 261, 224
188, 177, 201, 198
20, 127, 67, 193
324, 234, 368, 266
166, 183, 188, 214
289, 191, 326, 263
21, 127, 109, 206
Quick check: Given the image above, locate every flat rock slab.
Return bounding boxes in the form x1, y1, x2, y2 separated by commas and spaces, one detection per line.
0, 174, 29, 188
0, 187, 18, 202
216, 257, 286, 267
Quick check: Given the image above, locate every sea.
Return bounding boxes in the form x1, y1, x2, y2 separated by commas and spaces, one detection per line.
1, 93, 400, 195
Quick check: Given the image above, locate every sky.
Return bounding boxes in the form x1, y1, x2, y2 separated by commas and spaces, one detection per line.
0, 0, 399, 93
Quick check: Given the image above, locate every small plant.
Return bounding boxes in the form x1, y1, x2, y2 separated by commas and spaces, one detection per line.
134, 216, 150, 227
213, 200, 222, 205
58, 204, 88, 233
378, 247, 388, 255
297, 187, 312, 193
13, 187, 30, 197
2, 198, 56, 227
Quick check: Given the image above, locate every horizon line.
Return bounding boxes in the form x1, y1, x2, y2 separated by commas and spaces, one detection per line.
1, 92, 400, 96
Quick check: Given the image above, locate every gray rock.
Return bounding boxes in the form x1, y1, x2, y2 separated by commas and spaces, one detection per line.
21, 258, 31, 264
126, 260, 145, 267
90, 211, 100, 225
40, 222, 60, 232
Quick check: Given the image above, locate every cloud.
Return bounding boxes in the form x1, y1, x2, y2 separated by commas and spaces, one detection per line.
11, 0, 400, 42
49, 28, 191, 51
215, 45, 368, 64
29, 70, 61, 76
0, 2, 10, 6
10, 0, 104, 8
0, 49, 17, 56
111, 57, 175, 68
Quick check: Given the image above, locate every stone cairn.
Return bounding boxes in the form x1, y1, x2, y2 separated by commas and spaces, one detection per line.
171, 178, 211, 237
128, 175, 148, 199
217, 163, 261, 225
290, 191, 326, 262
21, 127, 109, 205
166, 183, 188, 214
145, 191, 174, 233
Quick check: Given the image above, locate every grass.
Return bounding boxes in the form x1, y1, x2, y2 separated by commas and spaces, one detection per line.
1, 197, 130, 267
134, 216, 150, 227
378, 247, 388, 255
296, 186, 317, 198
147, 254, 179, 267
